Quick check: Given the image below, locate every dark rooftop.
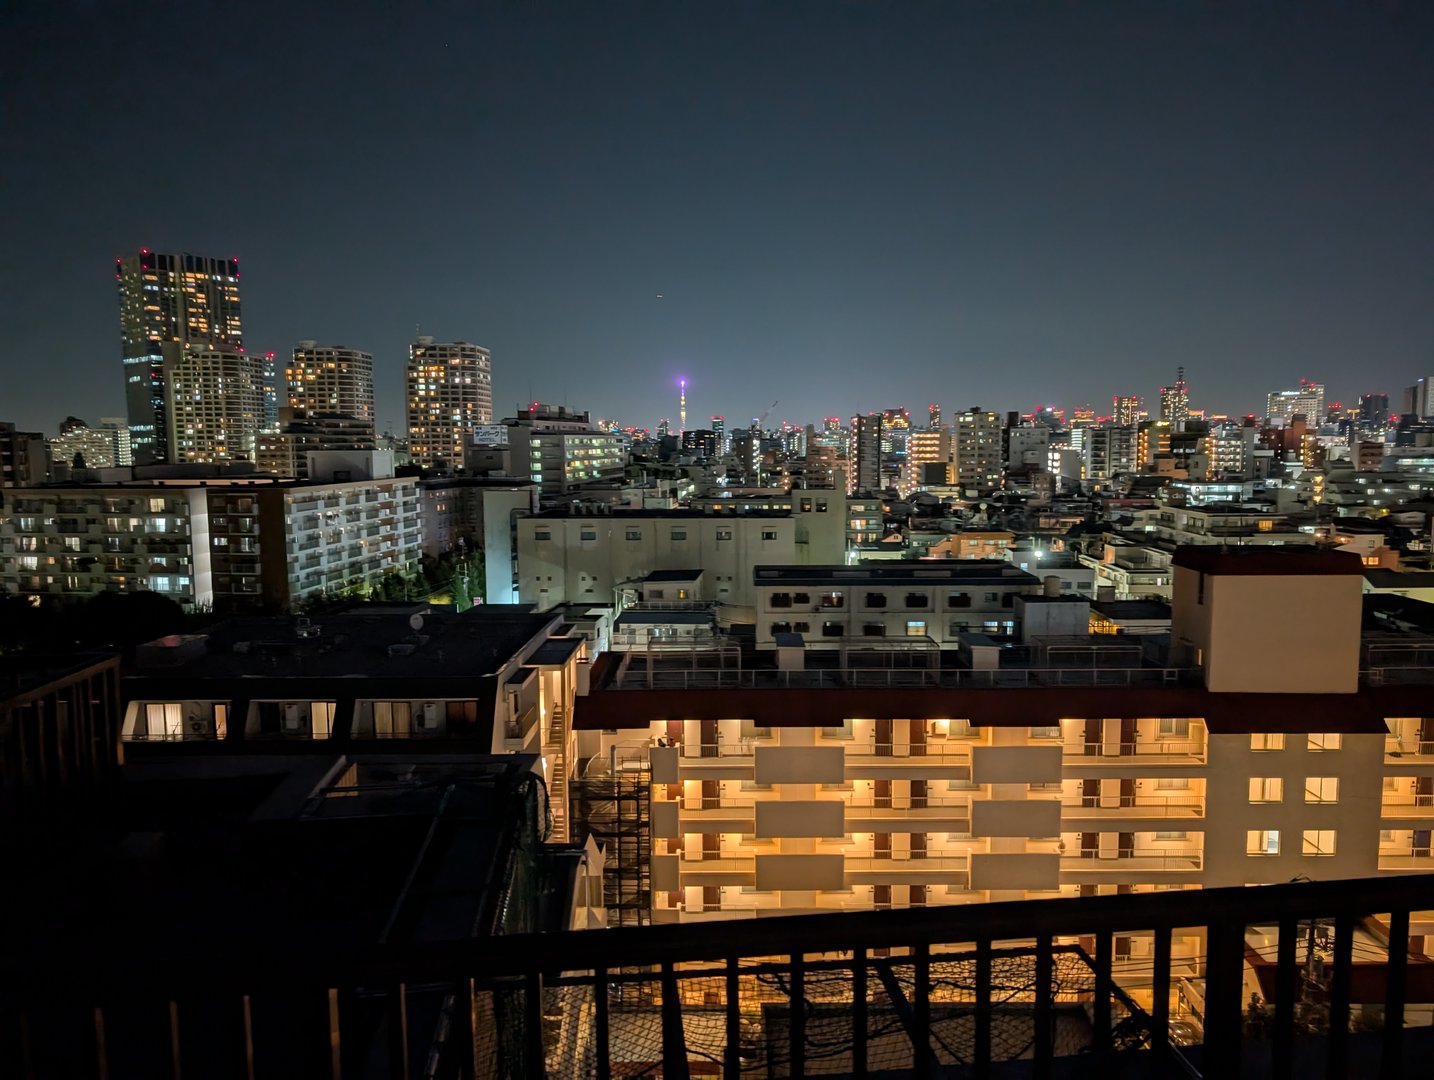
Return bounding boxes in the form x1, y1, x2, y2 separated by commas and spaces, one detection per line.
753, 561, 1040, 587
1090, 600, 1173, 621
1363, 569, 1434, 589
1172, 546, 1364, 576
127, 608, 559, 682
643, 568, 704, 582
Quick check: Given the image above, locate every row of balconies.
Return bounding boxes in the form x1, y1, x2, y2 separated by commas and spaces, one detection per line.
652, 848, 1207, 892
654, 795, 1209, 837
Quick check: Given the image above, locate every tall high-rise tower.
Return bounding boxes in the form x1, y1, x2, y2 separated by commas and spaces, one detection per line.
679, 379, 687, 436
1159, 367, 1190, 425
287, 343, 376, 437
116, 249, 243, 463
405, 338, 493, 469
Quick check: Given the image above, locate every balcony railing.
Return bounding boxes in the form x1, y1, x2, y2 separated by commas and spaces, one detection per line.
1062, 796, 1206, 819
1065, 738, 1207, 762
1061, 850, 1204, 873
7, 874, 1429, 1078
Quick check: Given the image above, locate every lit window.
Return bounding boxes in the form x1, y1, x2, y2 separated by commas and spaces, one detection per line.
1249, 778, 1283, 803
1306, 733, 1341, 752
1029, 725, 1061, 740
1304, 777, 1339, 803
1302, 830, 1336, 856
1251, 733, 1285, 751
1157, 718, 1190, 738
1246, 830, 1280, 856
905, 620, 927, 637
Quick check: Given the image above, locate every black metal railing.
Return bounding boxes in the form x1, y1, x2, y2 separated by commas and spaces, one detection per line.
4, 874, 1431, 1078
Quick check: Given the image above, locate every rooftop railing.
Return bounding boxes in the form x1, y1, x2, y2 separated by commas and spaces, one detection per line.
614, 666, 1201, 691
6, 874, 1430, 1078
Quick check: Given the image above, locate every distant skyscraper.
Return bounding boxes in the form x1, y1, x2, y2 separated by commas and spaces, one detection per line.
711, 415, 727, 455
927, 403, 942, 430
166, 345, 264, 463
260, 352, 281, 432
1265, 380, 1325, 427
405, 338, 493, 469
1158, 367, 1189, 425
1358, 393, 1389, 425
288, 343, 376, 437
851, 413, 884, 493
1113, 395, 1141, 426
1401, 377, 1433, 420
116, 249, 242, 464
951, 407, 1003, 490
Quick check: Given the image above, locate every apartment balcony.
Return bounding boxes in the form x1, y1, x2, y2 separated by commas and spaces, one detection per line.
1060, 849, 1205, 884
845, 797, 971, 832
652, 853, 755, 888
844, 855, 970, 886
1380, 795, 1434, 824
846, 742, 973, 780
1378, 850, 1434, 872
1062, 738, 1207, 767
16, 875, 1426, 1078
1385, 733, 1434, 762
1061, 796, 1206, 822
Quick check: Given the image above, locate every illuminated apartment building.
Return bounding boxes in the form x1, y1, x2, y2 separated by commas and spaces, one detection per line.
951, 407, 1003, 490
906, 427, 951, 491
0, 454, 419, 611
567, 547, 1433, 923
287, 342, 376, 436
1081, 425, 1138, 482
166, 345, 265, 464
116, 250, 243, 464
405, 337, 493, 468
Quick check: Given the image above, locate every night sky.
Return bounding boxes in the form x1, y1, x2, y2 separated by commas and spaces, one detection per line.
2, 1, 1431, 436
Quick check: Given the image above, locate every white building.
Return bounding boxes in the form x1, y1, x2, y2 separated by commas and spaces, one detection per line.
0, 456, 420, 611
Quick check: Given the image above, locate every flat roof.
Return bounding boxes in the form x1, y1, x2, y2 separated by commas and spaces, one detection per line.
575, 666, 1395, 734
615, 611, 713, 626
753, 562, 1041, 587
1364, 569, 1434, 589
1090, 600, 1172, 621
126, 609, 558, 683
531, 508, 792, 519
643, 569, 704, 582
528, 638, 584, 665
1172, 547, 1363, 577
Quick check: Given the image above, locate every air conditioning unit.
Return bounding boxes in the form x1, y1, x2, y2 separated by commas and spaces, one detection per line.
282, 703, 303, 732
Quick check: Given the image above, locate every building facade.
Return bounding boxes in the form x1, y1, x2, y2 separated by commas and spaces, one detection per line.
166, 345, 265, 464
405, 338, 494, 469
286, 343, 376, 435
951, 408, 1003, 490
117, 250, 243, 464
0, 468, 420, 611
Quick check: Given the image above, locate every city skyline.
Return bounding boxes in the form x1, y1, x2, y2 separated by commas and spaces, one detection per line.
2, 3, 1431, 434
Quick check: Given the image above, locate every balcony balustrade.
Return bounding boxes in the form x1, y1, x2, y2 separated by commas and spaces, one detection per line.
8, 874, 1428, 1078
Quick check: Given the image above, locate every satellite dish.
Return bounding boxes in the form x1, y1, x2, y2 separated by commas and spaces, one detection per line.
408, 614, 424, 631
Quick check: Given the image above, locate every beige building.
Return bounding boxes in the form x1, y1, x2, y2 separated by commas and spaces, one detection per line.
951, 408, 1003, 490
166, 345, 265, 464
569, 546, 1433, 924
